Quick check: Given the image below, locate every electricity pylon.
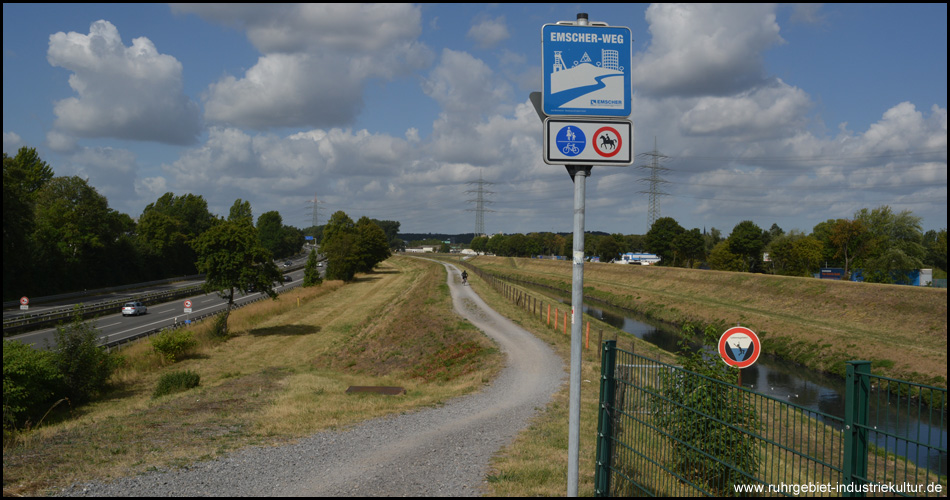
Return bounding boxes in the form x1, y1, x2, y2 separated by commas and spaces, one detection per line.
465, 173, 495, 236
636, 137, 671, 231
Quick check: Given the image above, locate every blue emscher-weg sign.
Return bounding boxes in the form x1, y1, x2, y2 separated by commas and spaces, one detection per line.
542, 23, 632, 117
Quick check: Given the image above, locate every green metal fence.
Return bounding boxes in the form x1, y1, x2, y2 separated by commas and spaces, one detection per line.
595, 341, 947, 497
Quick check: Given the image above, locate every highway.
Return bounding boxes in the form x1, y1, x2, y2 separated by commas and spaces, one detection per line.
4, 255, 322, 350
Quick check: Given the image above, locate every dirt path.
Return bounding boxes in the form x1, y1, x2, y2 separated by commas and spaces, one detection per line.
273, 260, 566, 496
60, 260, 565, 497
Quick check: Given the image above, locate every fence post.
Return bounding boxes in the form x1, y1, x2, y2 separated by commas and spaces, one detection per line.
843, 360, 871, 496
595, 340, 617, 496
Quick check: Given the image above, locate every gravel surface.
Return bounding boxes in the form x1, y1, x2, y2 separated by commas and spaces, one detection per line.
60, 261, 566, 497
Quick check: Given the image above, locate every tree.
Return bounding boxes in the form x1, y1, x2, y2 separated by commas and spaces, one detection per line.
303, 249, 323, 287
3, 148, 54, 300
703, 227, 723, 256
645, 217, 685, 266
257, 211, 285, 257
136, 193, 215, 279
828, 218, 867, 278
855, 206, 925, 283
228, 198, 253, 225
192, 218, 281, 336
321, 211, 360, 282
32, 176, 132, 293
708, 240, 746, 272
727, 220, 767, 272
354, 216, 391, 273
672, 228, 705, 268
768, 231, 823, 277
923, 229, 947, 272
470, 235, 488, 254
595, 234, 623, 262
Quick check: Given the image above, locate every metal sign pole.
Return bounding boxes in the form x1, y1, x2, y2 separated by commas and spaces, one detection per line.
566, 164, 590, 497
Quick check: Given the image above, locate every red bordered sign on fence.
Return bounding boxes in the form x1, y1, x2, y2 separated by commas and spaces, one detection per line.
718, 326, 761, 369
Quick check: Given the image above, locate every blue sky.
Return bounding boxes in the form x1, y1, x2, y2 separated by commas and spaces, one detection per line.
3, 3, 947, 236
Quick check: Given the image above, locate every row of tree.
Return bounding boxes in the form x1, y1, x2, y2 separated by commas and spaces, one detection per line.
3, 147, 308, 300
467, 210, 946, 283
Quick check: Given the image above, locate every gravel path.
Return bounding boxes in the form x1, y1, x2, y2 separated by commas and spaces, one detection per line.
61, 261, 566, 497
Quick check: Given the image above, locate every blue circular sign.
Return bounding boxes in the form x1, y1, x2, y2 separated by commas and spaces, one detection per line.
556, 125, 586, 157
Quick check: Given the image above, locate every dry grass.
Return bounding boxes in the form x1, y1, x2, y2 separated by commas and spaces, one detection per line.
467, 256, 947, 386
2, 256, 503, 496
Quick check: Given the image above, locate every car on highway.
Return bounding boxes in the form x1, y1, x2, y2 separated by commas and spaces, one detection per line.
283, 275, 293, 282
284, 261, 293, 267
122, 301, 147, 316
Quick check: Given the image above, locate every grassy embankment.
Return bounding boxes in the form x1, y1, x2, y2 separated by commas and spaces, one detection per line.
3, 256, 503, 496
464, 256, 947, 387
452, 255, 947, 496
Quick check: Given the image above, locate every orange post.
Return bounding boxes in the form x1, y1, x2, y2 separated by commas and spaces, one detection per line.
585, 321, 590, 349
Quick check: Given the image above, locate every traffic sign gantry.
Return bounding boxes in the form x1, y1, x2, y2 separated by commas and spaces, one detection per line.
542, 23, 632, 117
718, 326, 761, 369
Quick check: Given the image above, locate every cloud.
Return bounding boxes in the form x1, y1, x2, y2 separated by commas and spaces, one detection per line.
177, 4, 433, 130
3, 132, 23, 154
632, 4, 784, 98
467, 16, 510, 48
678, 79, 812, 140
422, 49, 513, 131
160, 126, 420, 217
46, 20, 201, 145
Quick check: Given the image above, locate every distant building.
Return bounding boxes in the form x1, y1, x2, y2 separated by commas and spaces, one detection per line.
404, 246, 436, 253
617, 252, 661, 265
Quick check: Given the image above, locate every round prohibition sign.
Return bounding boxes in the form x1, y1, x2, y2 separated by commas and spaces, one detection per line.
592, 126, 622, 158
20, 296, 29, 306
718, 326, 761, 368
184, 300, 192, 308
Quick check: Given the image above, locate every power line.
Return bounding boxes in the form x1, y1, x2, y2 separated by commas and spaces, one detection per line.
636, 137, 671, 231
465, 172, 495, 236
305, 193, 325, 228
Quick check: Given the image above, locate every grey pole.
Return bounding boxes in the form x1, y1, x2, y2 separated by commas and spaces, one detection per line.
567, 14, 589, 498
567, 164, 590, 497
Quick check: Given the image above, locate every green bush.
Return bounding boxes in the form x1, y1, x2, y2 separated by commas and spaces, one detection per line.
3, 341, 64, 429
153, 370, 201, 398
651, 322, 761, 496
211, 310, 230, 338
150, 328, 198, 363
50, 311, 121, 406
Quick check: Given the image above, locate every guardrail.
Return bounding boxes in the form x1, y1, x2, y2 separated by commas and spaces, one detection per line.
103, 280, 302, 350
3, 284, 206, 336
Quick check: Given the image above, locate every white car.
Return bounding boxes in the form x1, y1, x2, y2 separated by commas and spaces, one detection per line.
122, 301, 147, 316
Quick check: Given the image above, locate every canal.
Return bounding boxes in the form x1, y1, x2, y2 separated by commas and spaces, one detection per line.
534, 284, 947, 477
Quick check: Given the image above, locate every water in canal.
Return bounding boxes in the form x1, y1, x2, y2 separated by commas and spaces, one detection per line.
540, 287, 947, 477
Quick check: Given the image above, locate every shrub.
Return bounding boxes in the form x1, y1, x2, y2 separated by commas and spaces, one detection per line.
3, 341, 63, 429
150, 328, 198, 363
49, 310, 121, 406
153, 370, 201, 398
650, 322, 761, 496
210, 310, 230, 338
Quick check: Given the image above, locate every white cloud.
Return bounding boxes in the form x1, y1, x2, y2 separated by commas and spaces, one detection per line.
632, 4, 784, 97
467, 16, 510, 48
3, 132, 23, 154
179, 3, 433, 130
422, 49, 514, 136
678, 79, 812, 140
46, 20, 201, 145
